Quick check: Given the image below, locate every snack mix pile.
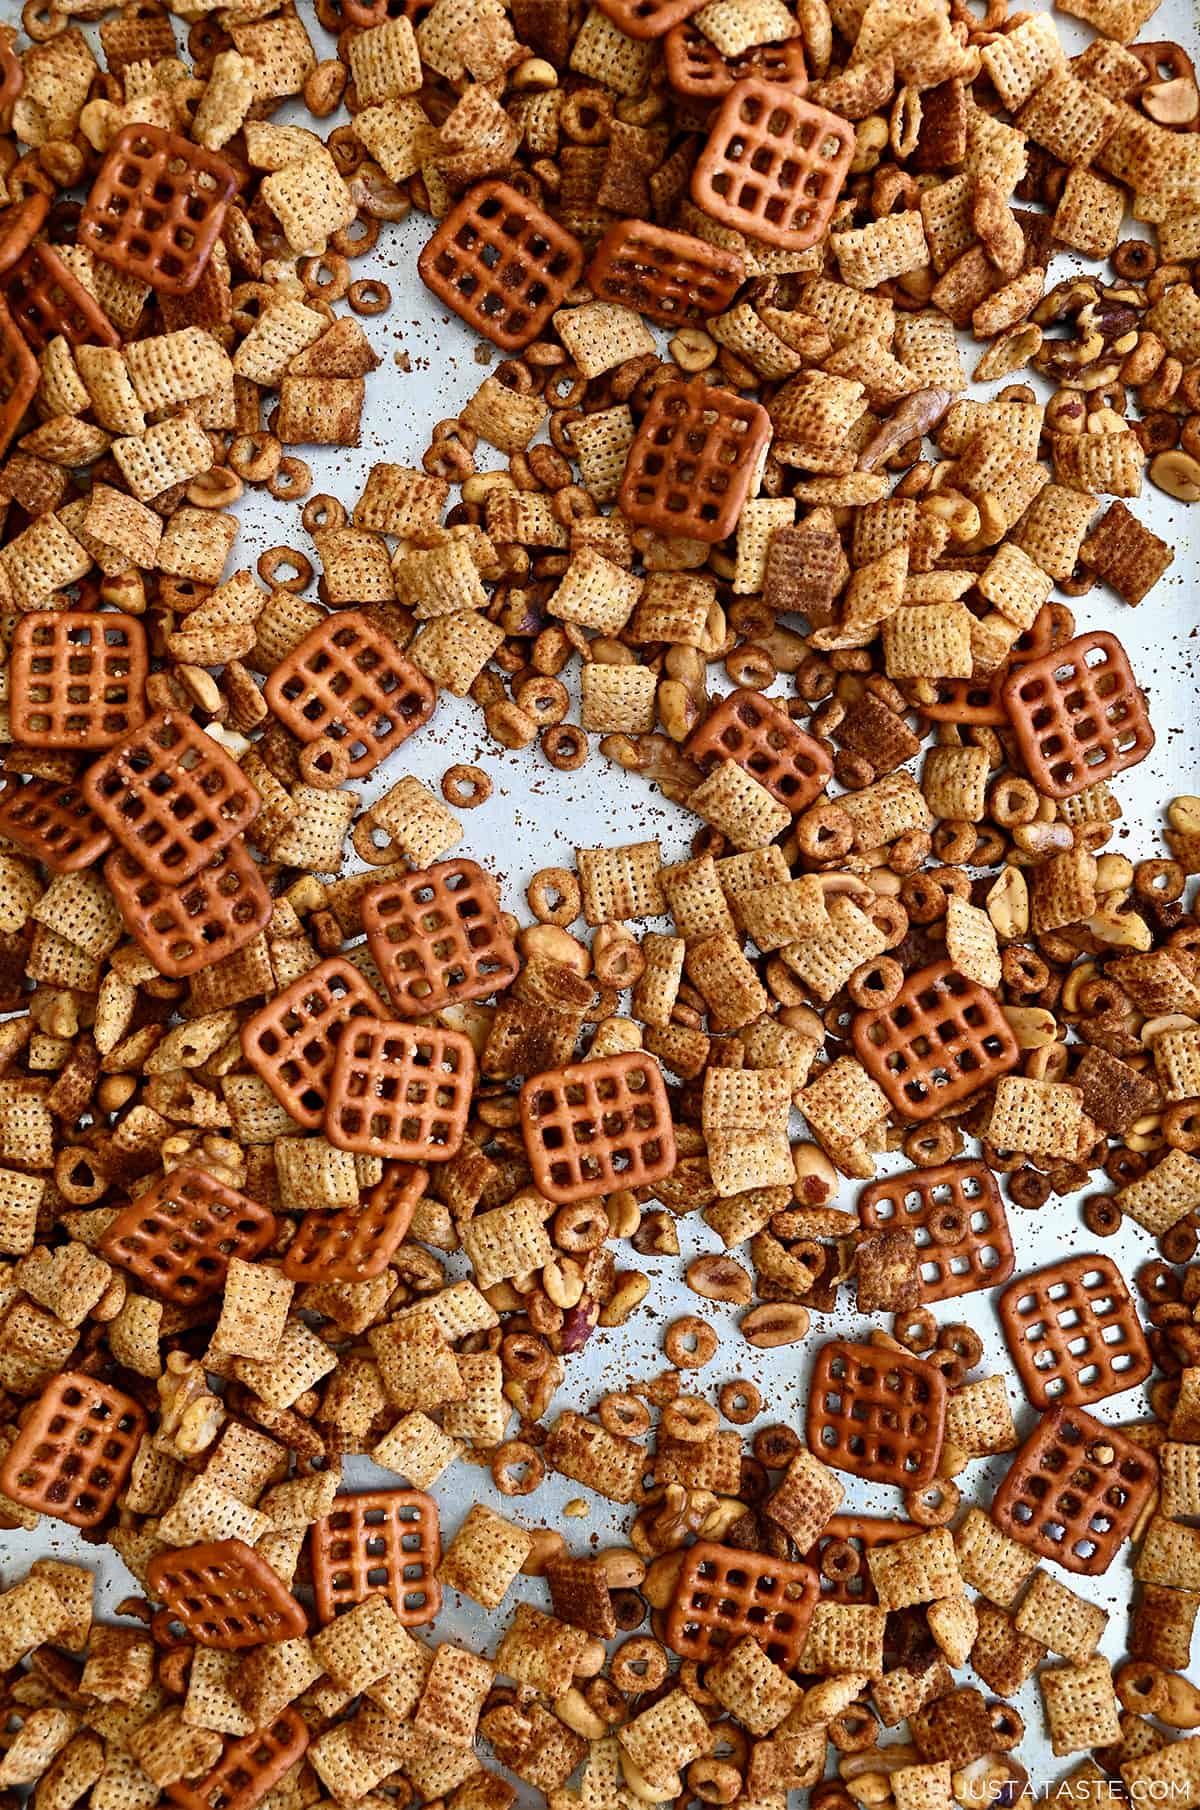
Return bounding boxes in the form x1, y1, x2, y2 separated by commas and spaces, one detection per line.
3, 0, 1200, 1800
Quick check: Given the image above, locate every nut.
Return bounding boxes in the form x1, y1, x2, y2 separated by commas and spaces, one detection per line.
1150, 449, 1200, 501
740, 1303, 811, 1347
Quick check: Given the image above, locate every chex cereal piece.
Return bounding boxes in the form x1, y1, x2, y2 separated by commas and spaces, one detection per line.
1000, 629, 1154, 799
803, 1514, 917, 1606
418, 181, 584, 351
997, 1256, 1151, 1410
10, 611, 147, 750
241, 957, 389, 1130
545, 1411, 644, 1502
953, 1508, 1037, 1608
619, 1689, 712, 1792
796, 1601, 887, 1677
852, 958, 1019, 1122
619, 376, 771, 544
1041, 1656, 1121, 1757
0, 1372, 145, 1528
104, 838, 271, 980
991, 1405, 1157, 1575
520, 1051, 676, 1202
100, 1166, 276, 1305
438, 1504, 533, 1609
985, 1076, 1084, 1159
1013, 1570, 1107, 1664
311, 1590, 419, 1694
692, 80, 855, 249
1080, 500, 1174, 606
944, 1376, 1018, 1461
807, 1340, 946, 1488
1122, 1740, 1200, 1810
690, 760, 793, 851
707, 1635, 800, 1736
325, 1019, 475, 1162
264, 610, 434, 779
686, 689, 832, 813
866, 1528, 959, 1610
147, 1541, 306, 1650
665, 1541, 818, 1669
363, 860, 517, 1014
80, 126, 236, 294
83, 709, 261, 887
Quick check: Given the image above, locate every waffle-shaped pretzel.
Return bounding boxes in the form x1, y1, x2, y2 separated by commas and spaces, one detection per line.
665, 1539, 819, 1667
857, 1161, 1015, 1302
10, 611, 148, 750
166, 1711, 309, 1810
363, 859, 519, 1015
80, 125, 236, 295
101, 1166, 277, 1305
2, 242, 120, 350
851, 959, 1020, 1122
418, 181, 584, 352
104, 836, 272, 979
998, 1256, 1152, 1410
325, 1019, 475, 1161
692, 79, 854, 249
1000, 630, 1154, 799
619, 377, 771, 544
83, 709, 261, 886
807, 1340, 946, 1488
991, 1405, 1157, 1575
520, 1051, 677, 1203
687, 689, 832, 813
665, 22, 807, 97
588, 221, 744, 322
0, 776, 113, 873
593, 0, 703, 38
242, 957, 390, 1130
148, 1540, 308, 1649
283, 1163, 427, 1282
0, 1373, 146, 1527
263, 610, 434, 780
0, 295, 38, 460
310, 1489, 442, 1625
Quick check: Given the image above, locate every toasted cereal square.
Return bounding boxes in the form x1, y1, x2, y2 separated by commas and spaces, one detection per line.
1053, 164, 1126, 259
892, 1763, 954, 1810
157, 1475, 271, 1548
373, 1411, 463, 1488
1012, 483, 1097, 579
797, 1603, 887, 1677
0, 1170, 44, 1256
922, 746, 990, 824
577, 840, 664, 925
690, 762, 792, 853
438, 1505, 533, 1609
662, 856, 737, 941
368, 1311, 466, 1411
1080, 499, 1173, 605
763, 1448, 844, 1546
985, 1077, 1083, 1158
545, 1411, 644, 1503
980, 12, 1063, 108
1041, 1657, 1121, 1757
977, 542, 1053, 629
312, 1594, 417, 1695
571, 405, 635, 503
685, 931, 769, 1034
349, 16, 422, 101
553, 302, 655, 377
970, 1602, 1045, 1697
618, 1689, 712, 1788
411, 610, 505, 695
80, 1626, 155, 1705
708, 1636, 801, 1737
442, 1354, 510, 1446
549, 548, 642, 635
1135, 1515, 1200, 1591
414, 1642, 495, 1747
867, 1530, 960, 1611
954, 1507, 1037, 1607
945, 1375, 1017, 1458
495, 1602, 590, 1701
883, 601, 973, 678
232, 1316, 336, 1408
1014, 1570, 1107, 1664
570, 7, 655, 92
209, 1259, 293, 1361
461, 1198, 553, 1288
580, 661, 657, 734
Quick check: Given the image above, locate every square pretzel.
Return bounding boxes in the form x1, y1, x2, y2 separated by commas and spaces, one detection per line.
241, 957, 390, 1130
363, 859, 519, 1015
687, 688, 833, 812
0, 295, 39, 460
80, 125, 237, 296
665, 22, 807, 97
165, 1710, 309, 1810
1000, 630, 1154, 800
0, 778, 113, 873
2, 242, 120, 351
105, 837, 272, 979
991, 1405, 1158, 1576
0, 1372, 146, 1528
998, 1256, 1151, 1411
520, 1051, 677, 1203
263, 610, 435, 780
618, 377, 771, 544
310, 1489, 442, 1626
147, 1540, 307, 1649
692, 78, 855, 248
858, 1161, 1014, 1302
587, 221, 744, 322
665, 1540, 819, 1668
325, 1019, 476, 1161
418, 180, 584, 352
82, 709, 261, 886
851, 959, 1020, 1122
101, 1165, 278, 1305
283, 1163, 426, 1282
806, 1340, 946, 1489
804, 1516, 920, 1604
10, 612, 148, 750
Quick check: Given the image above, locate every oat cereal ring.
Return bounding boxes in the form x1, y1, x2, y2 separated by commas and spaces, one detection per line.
661, 1397, 719, 1443
717, 1379, 761, 1424
904, 1478, 960, 1526
599, 1393, 651, 1439
610, 1638, 668, 1695
301, 494, 346, 533
441, 765, 491, 808
257, 547, 314, 592
527, 867, 581, 926
894, 1307, 937, 1352
269, 458, 311, 502
349, 278, 391, 315
665, 1317, 719, 1369
492, 1440, 545, 1496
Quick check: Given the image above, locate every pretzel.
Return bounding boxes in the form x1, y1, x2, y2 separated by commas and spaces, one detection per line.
686, 688, 833, 813
283, 1162, 426, 1283
104, 837, 272, 979
692, 80, 855, 249
101, 1165, 277, 1305
264, 610, 435, 779
587, 220, 744, 322
2, 242, 120, 352
310, 1489, 442, 1626
363, 859, 518, 1014
619, 377, 771, 544
325, 1019, 476, 1162
418, 182, 584, 352
241, 957, 390, 1130
80, 125, 237, 295
1000, 630, 1155, 800
851, 959, 1021, 1122
147, 1540, 307, 1650
165, 1711, 309, 1810
665, 1540, 819, 1668
857, 1161, 1015, 1301
0, 1373, 146, 1528
991, 1406, 1158, 1576
997, 1256, 1151, 1410
520, 1051, 677, 1203
807, 1340, 947, 1489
